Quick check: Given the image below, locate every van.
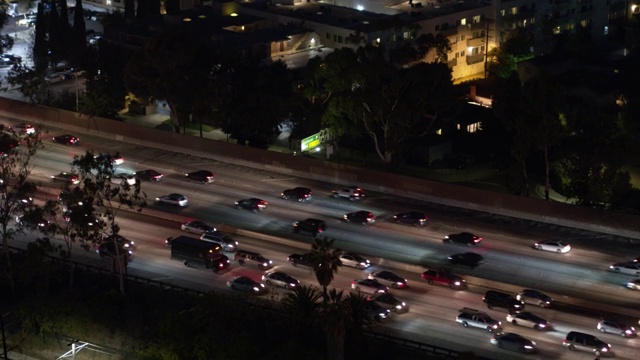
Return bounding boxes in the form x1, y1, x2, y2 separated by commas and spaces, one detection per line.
562, 331, 611, 356
483, 290, 524, 312
200, 231, 238, 252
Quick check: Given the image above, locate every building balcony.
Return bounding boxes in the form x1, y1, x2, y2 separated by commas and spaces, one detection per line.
467, 37, 486, 47
439, 26, 458, 37
466, 53, 485, 65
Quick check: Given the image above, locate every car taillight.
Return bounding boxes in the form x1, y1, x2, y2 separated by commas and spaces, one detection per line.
474, 238, 482, 243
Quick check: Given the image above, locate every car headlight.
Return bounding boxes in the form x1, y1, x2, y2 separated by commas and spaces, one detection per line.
454, 281, 461, 286
492, 324, 498, 329
626, 329, 633, 334
524, 345, 533, 349
538, 323, 546, 328
602, 347, 609, 352
253, 287, 260, 292
395, 305, 402, 309
289, 283, 297, 287
343, 215, 348, 219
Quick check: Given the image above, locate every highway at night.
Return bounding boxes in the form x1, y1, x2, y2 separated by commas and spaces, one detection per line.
9, 122, 640, 359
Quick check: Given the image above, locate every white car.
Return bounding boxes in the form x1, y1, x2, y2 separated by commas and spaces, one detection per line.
12, 123, 36, 134
626, 279, 640, 291
610, 262, 640, 276
262, 271, 300, 290
110, 173, 137, 186
181, 220, 216, 234
155, 193, 189, 207
331, 186, 365, 201
351, 278, 388, 295
533, 240, 571, 253
506, 312, 550, 330
339, 252, 371, 269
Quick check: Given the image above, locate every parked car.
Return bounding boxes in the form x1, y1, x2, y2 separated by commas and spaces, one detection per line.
490, 333, 536, 353
370, 293, 408, 313
421, 268, 465, 289
185, 170, 215, 183
155, 193, 188, 207
609, 262, 640, 275
351, 278, 388, 295
533, 240, 571, 253
443, 232, 482, 246
235, 198, 268, 212
331, 186, 365, 201
262, 271, 300, 290
51, 172, 80, 185
339, 252, 371, 269
293, 218, 326, 236
343, 210, 376, 225
392, 211, 427, 226
281, 187, 313, 202
506, 312, 550, 330
181, 220, 216, 234
448, 252, 483, 268
135, 169, 163, 181
597, 320, 636, 337
52, 134, 79, 145
368, 270, 407, 289
226, 276, 266, 294
516, 289, 552, 308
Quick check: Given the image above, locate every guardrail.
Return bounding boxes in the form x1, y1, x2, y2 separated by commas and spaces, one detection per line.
7, 246, 488, 360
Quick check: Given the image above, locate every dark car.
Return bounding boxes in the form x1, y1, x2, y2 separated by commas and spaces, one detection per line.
448, 252, 484, 268
293, 218, 326, 236
343, 210, 376, 225
483, 290, 524, 312
52, 134, 79, 145
281, 187, 313, 202
235, 198, 268, 212
15, 213, 51, 231
51, 172, 80, 185
490, 333, 536, 353
186, 170, 215, 183
135, 169, 164, 181
371, 293, 408, 313
97, 241, 132, 260
368, 270, 407, 289
393, 211, 428, 226
421, 268, 465, 289
287, 253, 316, 268
102, 234, 135, 249
363, 299, 391, 321
443, 232, 483, 246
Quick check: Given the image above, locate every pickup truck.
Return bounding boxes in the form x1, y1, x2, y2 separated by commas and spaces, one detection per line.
455, 308, 502, 333
287, 253, 315, 268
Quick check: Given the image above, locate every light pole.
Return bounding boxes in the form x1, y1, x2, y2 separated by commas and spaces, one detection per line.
74, 73, 79, 113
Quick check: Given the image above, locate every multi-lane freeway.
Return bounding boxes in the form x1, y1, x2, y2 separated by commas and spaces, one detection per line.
7, 120, 640, 359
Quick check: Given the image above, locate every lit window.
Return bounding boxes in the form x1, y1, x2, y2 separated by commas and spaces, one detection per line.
460, 18, 466, 26
604, 25, 609, 35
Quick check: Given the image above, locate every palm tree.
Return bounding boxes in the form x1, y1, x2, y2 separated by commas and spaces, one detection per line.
309, 237, 342, 302
282, 284, 322, 331
319, 288, 351, 360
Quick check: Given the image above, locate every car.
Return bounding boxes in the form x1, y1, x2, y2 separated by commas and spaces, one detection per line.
516, 289, 552, 308
339, 252, 371, 269
234, 250, 272, 269
448, 252, 484, 268
0, 133, 19, 156
293, 218, 326, 236
287, 253, 317, 268
370, 293, 408, 313
52, 134, 79, 145
343, 210, 376, 225
393, 211, 428, 226
234, 198, 268, 212
443, 232, 482, 246
610, 262, 640, 275
185, 170, 215, 183
45, 73, 67, 84
490, 333, 536, 353
102, 234, 135, 249
0, 54, 22, 65
626, 279, 640, 291
562, 331, 612, 356
155, 193, 189, 207
201, 232, 238, 252
421, 268, 465, 289
110, 173, 137, 186
262, 271, 300, 290
94, 154, 124, 166
331, 186, 365, 201
226, 276, 266, 294
64, 207, 98, 228
363, 299, 391, 321
181, 220, 216, 234
15, 214, 51, 230
281, 187, 313, 202
506, 312, 550, 330
11, 123, 36, 135
368, 270, 407, 289
97, 242, 132, 260
65, 68, 87, 79
135, 170, 164, 181
351, 278, 388, 295
483, 290, 524, 312
51, 172, 80, 185
597, 320, 636, 337
533, 239, 571, 253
